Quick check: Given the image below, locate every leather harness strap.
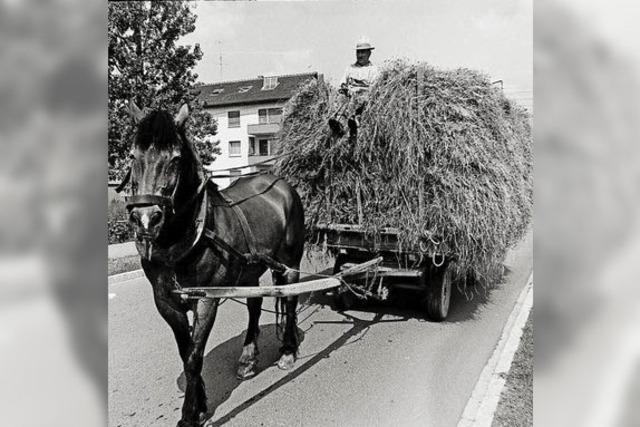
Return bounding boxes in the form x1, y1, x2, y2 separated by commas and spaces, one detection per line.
231, 204, 258, 256
125, 194, 173, 210
200, 179, 290, 273
202, 229, 288, 273
216, 177, 283, 207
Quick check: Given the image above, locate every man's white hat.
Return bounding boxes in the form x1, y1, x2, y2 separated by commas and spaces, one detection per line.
356, 36, 374, 50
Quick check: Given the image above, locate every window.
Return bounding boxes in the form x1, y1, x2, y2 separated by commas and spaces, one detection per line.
238, 85, 253, 93
228, 140, 241, 157
259, 139, 269, 156
262, 76, 279, 90
269, 108, 282, 123
258, 108, 283, 124
248, 137, 256, 156
210, 88, 224, 96
258, 109, 267, 124
228, 111, 240, 128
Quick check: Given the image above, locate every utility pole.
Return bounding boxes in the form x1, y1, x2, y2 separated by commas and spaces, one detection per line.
217, 40, 223, 80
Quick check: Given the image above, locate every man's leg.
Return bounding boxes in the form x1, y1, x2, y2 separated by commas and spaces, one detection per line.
348, 95, 367, 137
328, 93, 349, 137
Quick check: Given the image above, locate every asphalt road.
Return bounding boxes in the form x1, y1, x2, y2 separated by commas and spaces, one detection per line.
109, 230, 532, 427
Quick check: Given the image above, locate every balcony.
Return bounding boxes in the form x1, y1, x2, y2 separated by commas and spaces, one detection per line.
247, 122, 280, 136
247, 155, 276, 166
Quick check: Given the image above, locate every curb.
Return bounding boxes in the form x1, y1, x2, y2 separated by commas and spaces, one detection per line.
108, 269, 144, 285
457, 271, 533, 427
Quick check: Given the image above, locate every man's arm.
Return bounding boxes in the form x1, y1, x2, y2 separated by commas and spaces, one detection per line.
368, 64, 380, 86
339, 66, 351, 95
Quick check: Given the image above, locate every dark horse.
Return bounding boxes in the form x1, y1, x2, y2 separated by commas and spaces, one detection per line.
124, 102, 305, 426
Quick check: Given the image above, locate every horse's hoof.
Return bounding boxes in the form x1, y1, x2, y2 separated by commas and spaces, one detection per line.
277, 353, 296, 370
198, 411, 209, 425
236, 361, 257, 380
176, 410, 208, 427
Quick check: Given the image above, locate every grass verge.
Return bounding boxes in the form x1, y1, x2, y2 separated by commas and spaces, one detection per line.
108, 255, 141, 276
492, 313, 533, 426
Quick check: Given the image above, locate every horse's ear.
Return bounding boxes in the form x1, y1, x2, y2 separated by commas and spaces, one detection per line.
175, 103, 190, 128
128, 100, 145, 124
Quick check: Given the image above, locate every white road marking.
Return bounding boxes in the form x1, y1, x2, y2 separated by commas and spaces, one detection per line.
457, 272, 533, 427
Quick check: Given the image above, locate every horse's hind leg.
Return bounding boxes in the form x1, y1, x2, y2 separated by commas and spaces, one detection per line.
273, 270, 300, 370
237, 294, 262, 380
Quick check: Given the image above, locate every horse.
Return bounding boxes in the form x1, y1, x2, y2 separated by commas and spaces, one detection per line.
123, 101, 305, 427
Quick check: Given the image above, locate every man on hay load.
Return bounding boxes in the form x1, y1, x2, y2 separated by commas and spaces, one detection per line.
329, 36, 380, 138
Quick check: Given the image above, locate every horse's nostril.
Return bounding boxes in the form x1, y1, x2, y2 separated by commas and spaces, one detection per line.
129, 211, 141, 226
150, 211, 163, 227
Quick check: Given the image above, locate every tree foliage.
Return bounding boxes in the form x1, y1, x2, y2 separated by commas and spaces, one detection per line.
108, 2, 219, 181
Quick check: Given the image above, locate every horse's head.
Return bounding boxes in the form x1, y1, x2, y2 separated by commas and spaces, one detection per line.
125, 101, 202, 259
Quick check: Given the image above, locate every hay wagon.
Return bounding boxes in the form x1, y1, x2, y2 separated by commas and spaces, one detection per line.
313, 223, 455, 321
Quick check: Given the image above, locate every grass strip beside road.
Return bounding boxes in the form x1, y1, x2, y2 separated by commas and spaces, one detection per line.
492, 314, 533, 426
108, 255, 141, 276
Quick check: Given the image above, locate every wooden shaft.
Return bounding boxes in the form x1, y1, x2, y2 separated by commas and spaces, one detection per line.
335, 256, 383, 277
173, 258, 383, 300
174, 277, 341, 299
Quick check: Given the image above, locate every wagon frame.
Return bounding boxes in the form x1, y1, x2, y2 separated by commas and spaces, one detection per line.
313, 222, 455, 321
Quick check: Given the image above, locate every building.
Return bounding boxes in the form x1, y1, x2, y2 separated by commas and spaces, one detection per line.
197, 72, 320, 188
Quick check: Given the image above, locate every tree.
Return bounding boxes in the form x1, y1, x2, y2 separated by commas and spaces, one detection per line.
108, 2, 219, 181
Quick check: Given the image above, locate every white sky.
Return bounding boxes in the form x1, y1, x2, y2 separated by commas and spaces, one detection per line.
181, 0, 532, 97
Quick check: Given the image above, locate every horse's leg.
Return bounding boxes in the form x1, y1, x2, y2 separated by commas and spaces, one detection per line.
274, 270, 300, 370
237, 294, 262, 380
149, 290, 195, 425
179, 297, 218, 427
146, 271, 191, 362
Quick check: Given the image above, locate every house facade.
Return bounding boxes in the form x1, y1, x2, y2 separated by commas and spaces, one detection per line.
197, 72, 320, 188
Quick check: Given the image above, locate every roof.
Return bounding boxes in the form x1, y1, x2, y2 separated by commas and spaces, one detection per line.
195, 72, 319, 108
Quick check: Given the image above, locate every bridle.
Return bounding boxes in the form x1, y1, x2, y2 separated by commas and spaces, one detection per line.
117, 156, 209, 224
116, 132, 188, 216
124, 165, 182, 215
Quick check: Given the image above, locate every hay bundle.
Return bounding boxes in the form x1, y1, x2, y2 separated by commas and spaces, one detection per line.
274, 60, 532, 285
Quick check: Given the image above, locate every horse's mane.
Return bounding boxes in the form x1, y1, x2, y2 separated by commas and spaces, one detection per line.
134, 110, 179, 151
134, 108, 210, 190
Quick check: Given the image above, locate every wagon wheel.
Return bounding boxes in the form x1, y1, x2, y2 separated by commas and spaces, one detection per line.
422, 262, 452, 321
332, 253, 356, 311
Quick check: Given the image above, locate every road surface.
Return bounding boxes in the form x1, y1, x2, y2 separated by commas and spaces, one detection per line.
109, 230, 532, 427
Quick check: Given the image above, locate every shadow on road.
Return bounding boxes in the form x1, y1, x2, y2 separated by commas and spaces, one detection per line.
183, 308, 410, 425
198, 312, 405, 426
179, 264, 507, 425
305, 271, 498, 325
176, 322, 306, 422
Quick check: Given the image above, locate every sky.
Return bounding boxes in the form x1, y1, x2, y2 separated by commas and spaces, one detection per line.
180, 0, 532, 103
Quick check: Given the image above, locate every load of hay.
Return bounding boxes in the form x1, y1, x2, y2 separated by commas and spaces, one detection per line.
274, 60, 532, 285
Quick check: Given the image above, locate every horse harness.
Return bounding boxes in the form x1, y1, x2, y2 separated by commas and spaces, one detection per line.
205, 177, 291, 274
121, 173, 291, 275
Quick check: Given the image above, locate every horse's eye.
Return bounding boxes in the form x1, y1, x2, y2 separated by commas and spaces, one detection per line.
167, 156, 181, 174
